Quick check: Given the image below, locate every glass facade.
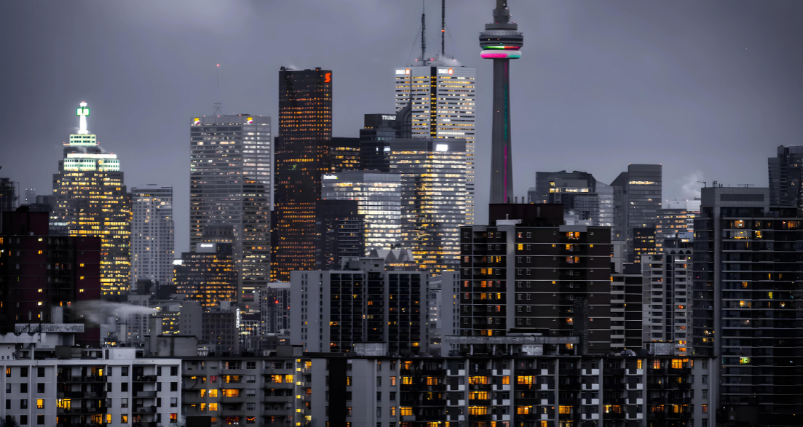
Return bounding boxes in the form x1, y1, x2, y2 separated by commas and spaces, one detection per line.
394, 63, 476, 225
51, 103, 131, 297
130, 186, 174, 290
189, 114, 271, 297
274, 67, 333, 281
388, 138, 466, 274
321, 171, 402, 254
175, 243, 237, 307
611, 164, 662, 259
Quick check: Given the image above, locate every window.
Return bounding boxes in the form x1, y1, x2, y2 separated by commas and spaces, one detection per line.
21, 400, 28, 409
19, 415, 27, 426
170, 413, 178, 424
36, 415, 44, 425
517, 406, 532, 415
209, 403, 218, 411
390, 392, 396, 401
652, 360, 661, 369
702, 375, 708, 384
517, 376, 534, 385
121, 398, 128, 408
400, 407, 413, 416
702, 404, 708, 413
21, 367, 28, 377
637, 360, 643, 369
36, 399, 44, 409
5, 368, 9, 377
377, 392, 381, 402
37, 384, 44, 393
121, 367, 129, 376
171, 382, 178, 391
377, 377, 382, 386
170, 397, 177, 408
390, 376, 396, 386
559, 406, 573, 415
702, 390, 708, 398
37, 367, 45, 378
390, 407, 397, 416
247, 362, 256, 370
121, 383, 128, 392
20, 384, 27, 393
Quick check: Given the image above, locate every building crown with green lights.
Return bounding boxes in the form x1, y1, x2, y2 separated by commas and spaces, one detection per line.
64, 102, 120, 172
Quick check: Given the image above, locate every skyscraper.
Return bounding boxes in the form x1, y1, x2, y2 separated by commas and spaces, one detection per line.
0, 178, 17, 232
768, 145, 803, 209
190, 114, 271, 298
51, 102, 131, 297
130, 186, 174, 290
321, 171, 402, 254
611, 164, 662, 257
389, 138, 466, 274
480, 0, 523, 204
394, 60, 476, 223
692, 186, 803, 425
274, 67, 333, 281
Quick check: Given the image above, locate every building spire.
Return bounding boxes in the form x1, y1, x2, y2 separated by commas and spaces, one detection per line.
421, 0, 426, 63
76, 102, 90, 135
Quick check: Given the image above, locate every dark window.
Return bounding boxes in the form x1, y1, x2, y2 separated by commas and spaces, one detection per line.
121, 367, 129, 377
171, 367, 178, 376
37, 384, 44, 393
170, 382, 178, 392
20, 367, 28, 377
37, 368, 45, 378
37, 415, 44, 425
20, 384, 27, 393
121, 383, 128, 392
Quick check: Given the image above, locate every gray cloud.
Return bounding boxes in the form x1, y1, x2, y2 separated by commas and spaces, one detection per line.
1, 0, 801, 253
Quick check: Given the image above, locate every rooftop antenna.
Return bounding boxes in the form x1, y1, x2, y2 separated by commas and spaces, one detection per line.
421, 0, 426, 64
213, 64, 223, 115
441, 0, 446, 56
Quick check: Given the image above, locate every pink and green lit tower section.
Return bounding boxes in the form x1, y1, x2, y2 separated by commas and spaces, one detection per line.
480, 0, 523, 204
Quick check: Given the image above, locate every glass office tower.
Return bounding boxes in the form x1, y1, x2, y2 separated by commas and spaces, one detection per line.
51, 102, 131, 297
190, 114, 271, 298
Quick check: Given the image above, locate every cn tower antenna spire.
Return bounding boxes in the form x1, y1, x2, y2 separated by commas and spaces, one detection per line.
481, 0, 523, 204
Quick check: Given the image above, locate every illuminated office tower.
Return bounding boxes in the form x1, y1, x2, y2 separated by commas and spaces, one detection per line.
321, 171, 402, 254
189, 114, 271, 298
175, 243, 237, 307
394, 60, 476, 224
611, 164, 662, 258
389, 138, 466, 274
480, 0, 524, 205
51, 102, 131, 297
130, 186, 174, 290
274, 67, 333, 281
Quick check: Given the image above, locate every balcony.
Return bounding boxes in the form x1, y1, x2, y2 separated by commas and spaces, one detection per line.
132, 406, 157, 414
135, 391, 157, 398
134, 375, 158, 382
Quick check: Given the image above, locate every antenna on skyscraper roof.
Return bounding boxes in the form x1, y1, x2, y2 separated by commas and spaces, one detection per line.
441, 0, 446, 56
213, 64, 223, 115
421, 0, 426, 64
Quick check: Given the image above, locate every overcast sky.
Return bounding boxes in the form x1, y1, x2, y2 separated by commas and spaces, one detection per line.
1, 0, 801, 253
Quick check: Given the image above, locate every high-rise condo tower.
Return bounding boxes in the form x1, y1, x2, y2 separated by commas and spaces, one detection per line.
480, 0, 523, 203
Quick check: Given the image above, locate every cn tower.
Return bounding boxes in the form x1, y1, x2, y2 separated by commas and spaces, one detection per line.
480, 0, 523, 204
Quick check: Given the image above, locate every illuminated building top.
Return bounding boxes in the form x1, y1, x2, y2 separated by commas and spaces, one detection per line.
63, 102, 120, 172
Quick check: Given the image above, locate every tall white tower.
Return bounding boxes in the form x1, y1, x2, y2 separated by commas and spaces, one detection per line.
130, 186, 174, 290
394, 59, 476, 225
